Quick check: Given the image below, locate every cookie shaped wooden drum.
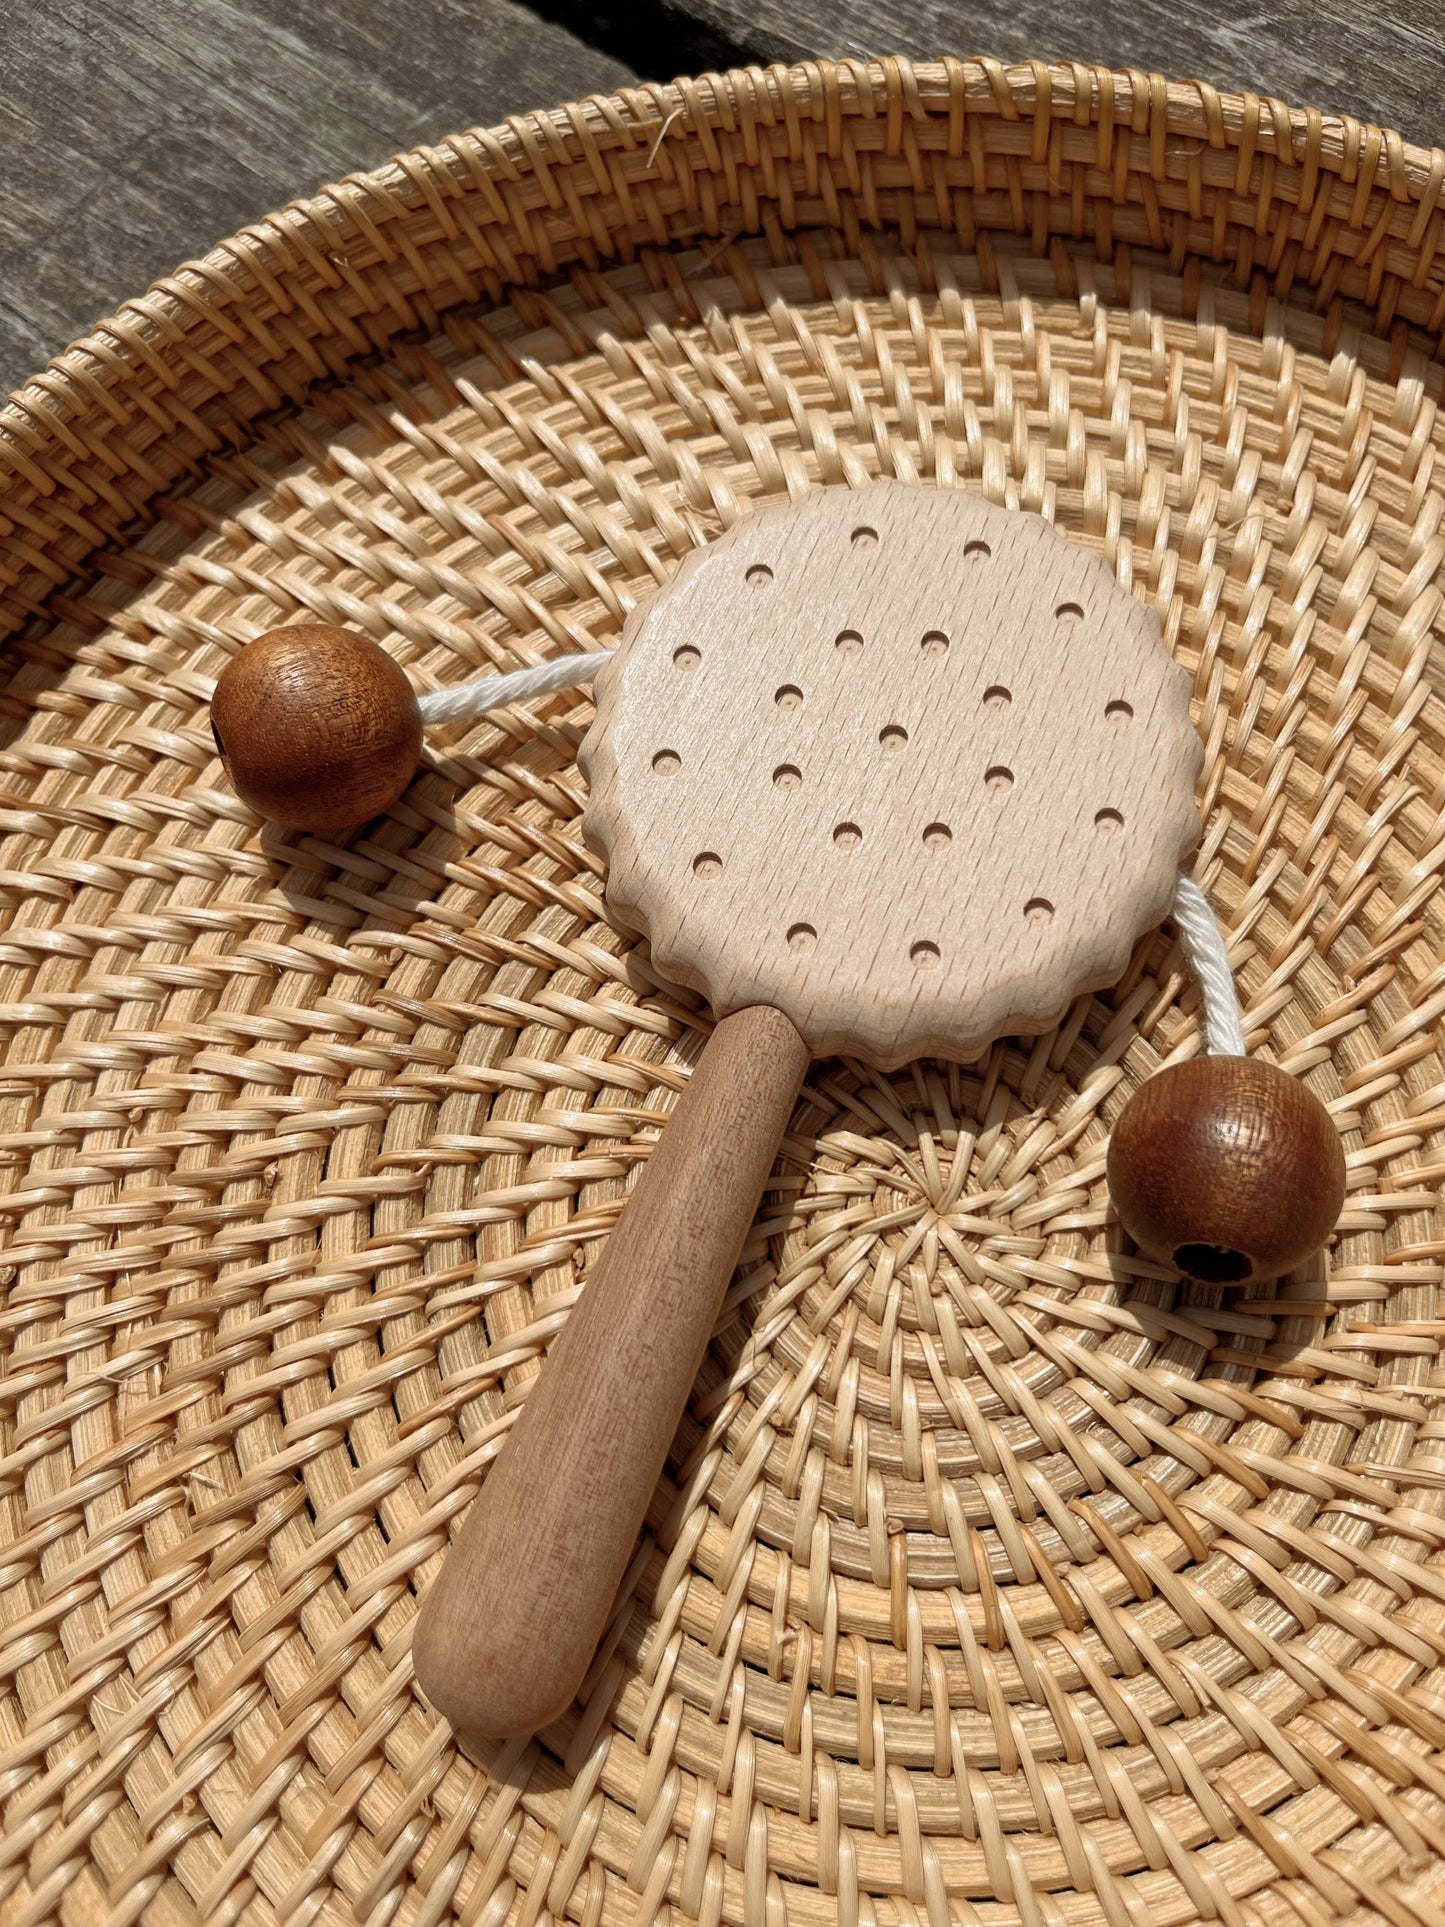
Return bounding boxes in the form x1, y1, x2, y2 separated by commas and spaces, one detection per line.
412, 484, 1202, 1740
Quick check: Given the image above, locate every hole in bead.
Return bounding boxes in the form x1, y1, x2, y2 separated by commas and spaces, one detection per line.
879, 725, 908, 752
985, 765, 1014, 794
964, 540, 990, 561
1173, 1242, 1252, 1285
851, 525, 878, 550
921, 630, 949, 658
775, 684, 803, 712
773, 763, 802, 791
910, 940, 940, 969
835, 629, 864, 658
211, 717, 228, 762
746, 564, 773, 588
652, 750, 681, 776
1024, 897, 1054, 925
693, 852, 722, 879
923, 822, 951, 850
1095, 807, 1124, 834
673, 645, 701, 670
833, 822, 862, 849
982, 684, 1011, 709
787, 922, 817, 952
1105, 699, 1134, 725
1055, 601, 1084, 623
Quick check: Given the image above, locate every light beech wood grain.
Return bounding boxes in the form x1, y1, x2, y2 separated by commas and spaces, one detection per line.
582, 484, 1202, 1068
418, 483, 1203, 1744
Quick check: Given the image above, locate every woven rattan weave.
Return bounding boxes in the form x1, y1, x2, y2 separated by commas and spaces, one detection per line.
2, 55, 1444, 1927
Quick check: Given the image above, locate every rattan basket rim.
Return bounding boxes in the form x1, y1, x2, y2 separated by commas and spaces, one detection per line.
3, 55, 1444, 653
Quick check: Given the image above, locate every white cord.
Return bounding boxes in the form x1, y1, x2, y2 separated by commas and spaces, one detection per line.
414, 650, 1247, 1055
1172, 874, 1247, 1056
416, 651, 612, 725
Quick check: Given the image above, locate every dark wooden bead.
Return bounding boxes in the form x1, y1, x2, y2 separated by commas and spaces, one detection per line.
211, 625, 422, 834
1107, 1055, 1346, 1286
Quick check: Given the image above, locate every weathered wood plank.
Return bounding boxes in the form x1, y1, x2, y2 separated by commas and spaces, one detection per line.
0, 0, 634, 395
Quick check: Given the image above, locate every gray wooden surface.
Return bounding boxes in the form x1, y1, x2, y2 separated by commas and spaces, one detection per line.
4, 0, 1443, 398
0, 0, 633, 396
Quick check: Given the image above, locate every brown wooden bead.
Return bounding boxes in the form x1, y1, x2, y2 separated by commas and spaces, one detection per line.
211, 625, 422, 834
1107, 1055, 1345, 1286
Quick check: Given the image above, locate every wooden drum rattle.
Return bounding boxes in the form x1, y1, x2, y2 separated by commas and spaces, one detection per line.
211, 484, 1347, 1743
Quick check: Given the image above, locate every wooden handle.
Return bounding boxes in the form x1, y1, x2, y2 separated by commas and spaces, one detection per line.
411, 1002, 810, 1741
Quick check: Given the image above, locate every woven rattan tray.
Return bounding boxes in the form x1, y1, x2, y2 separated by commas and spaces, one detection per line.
3, 54, 1445, 1927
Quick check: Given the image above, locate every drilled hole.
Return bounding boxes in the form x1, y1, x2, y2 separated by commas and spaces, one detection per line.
1024, 897, 1054, 925
693, 852, 722, 879
985, 765, 1014, 794
1095, 807, 1124, 835
923, 822, 952, 850
851, 525, 878, 550
1105, 699, 1134, 725
982, 684, 1011, 709
211, 717, 228, 762
673, 644, 701, 670
1174, 1242, 1252, 1285
833, 822, 862, 849
834, 629, 864, 658
910, 940, 941, 970
652, 750, 681, 776
787, 922, 817, 953
920, 630, 949, 658
879, 725, 908, 752
746, 563, 773, 589
775, 684, 804, 712
773, 763, 802, 791
1055, 601, 1085, 623
964, 539, 990, 561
